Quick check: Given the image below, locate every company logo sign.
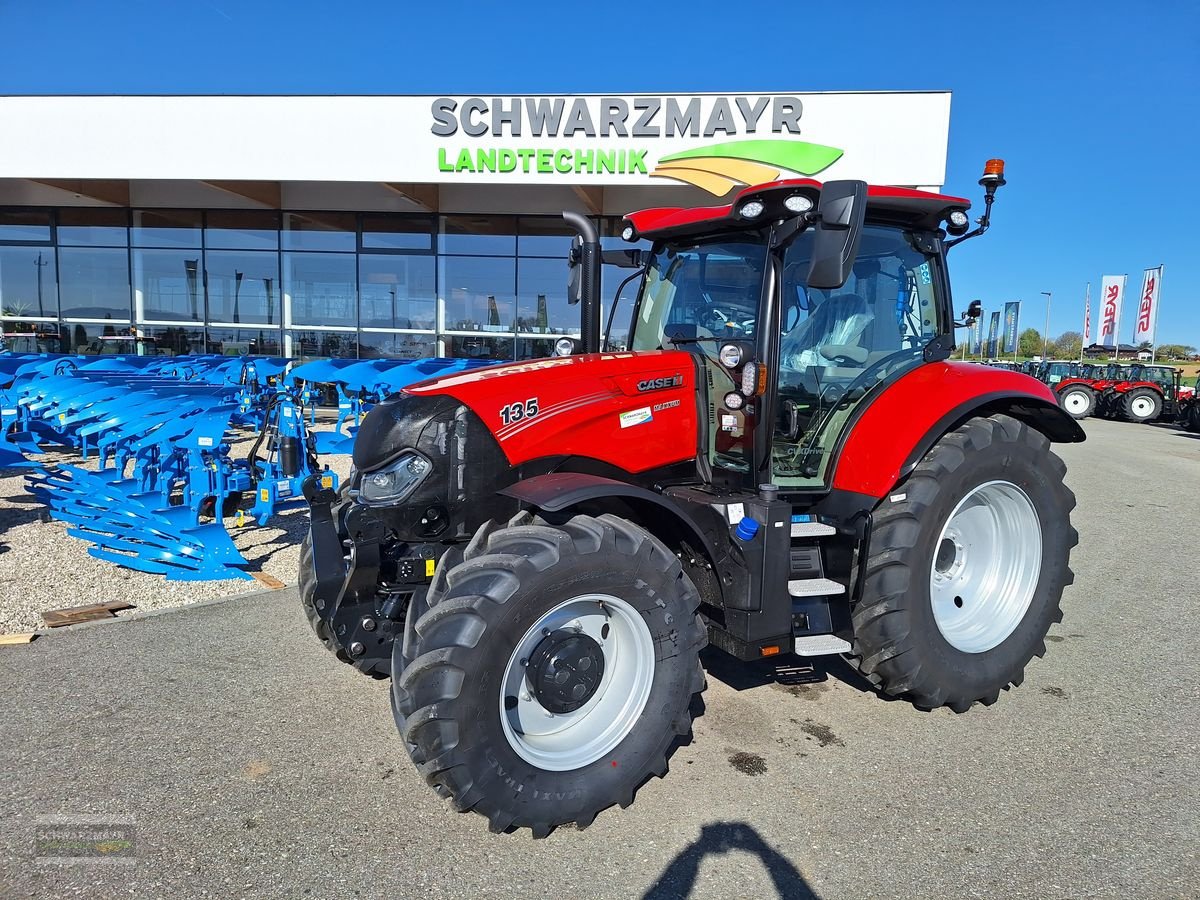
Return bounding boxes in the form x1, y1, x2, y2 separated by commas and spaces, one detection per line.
431, 95, 843, 195
636, 374, 684, 393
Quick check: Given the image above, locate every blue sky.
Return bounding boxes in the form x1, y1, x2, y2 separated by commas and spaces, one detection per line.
2, 1, 1197, 346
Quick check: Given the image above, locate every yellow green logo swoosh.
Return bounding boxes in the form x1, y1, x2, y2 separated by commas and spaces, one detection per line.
651, 139, 844, 196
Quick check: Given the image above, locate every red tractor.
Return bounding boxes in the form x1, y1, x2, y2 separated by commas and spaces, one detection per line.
1096, 364, 1185, 424
301, 160, 1084, 835
1055, 362, 1130, 419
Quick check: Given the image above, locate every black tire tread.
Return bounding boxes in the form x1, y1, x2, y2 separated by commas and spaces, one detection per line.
394, 513, 707, 836
850, 413, 1078, 713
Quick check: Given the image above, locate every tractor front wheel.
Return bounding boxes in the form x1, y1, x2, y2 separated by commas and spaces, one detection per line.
394, 512, 706, 836
1058, 385, 1095, 419
1122, 388, 1162, 423
852, 413, 1077, 712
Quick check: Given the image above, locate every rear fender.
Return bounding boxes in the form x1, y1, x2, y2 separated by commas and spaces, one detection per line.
832, 362, 1085, 500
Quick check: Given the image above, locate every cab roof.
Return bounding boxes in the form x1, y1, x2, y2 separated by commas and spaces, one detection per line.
623, 178, 971, 242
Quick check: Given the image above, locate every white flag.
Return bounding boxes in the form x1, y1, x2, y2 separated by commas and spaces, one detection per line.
1082, 283, 1092, 346
1097, 274, 1126, 348
1133, 266, 1163, 346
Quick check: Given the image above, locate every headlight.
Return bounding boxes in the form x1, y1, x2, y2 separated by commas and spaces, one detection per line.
718, 343, 744, 368
358, 451, 432, 505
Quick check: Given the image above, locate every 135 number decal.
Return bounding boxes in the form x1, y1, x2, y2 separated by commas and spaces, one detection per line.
499, 398, 539, 425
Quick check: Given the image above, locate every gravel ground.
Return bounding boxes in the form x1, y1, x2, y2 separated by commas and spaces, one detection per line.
0, 411, 351, 634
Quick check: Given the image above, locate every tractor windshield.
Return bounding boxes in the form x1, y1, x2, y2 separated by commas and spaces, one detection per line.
629, 238, 767, 350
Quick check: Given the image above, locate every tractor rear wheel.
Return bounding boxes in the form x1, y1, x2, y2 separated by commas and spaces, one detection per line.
393, 512, 706, 836
1122, 388, 1162, 423
1187, 403, 1200, 434
852, 413, 1077, 713
1058, 385, 1095, 419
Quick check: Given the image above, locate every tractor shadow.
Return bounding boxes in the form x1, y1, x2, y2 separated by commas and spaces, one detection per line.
642, 821, 819, 899
701, 646, 882, 699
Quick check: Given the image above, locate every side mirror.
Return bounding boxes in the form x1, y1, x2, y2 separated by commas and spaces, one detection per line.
567, 236, 583, 306
965, 299, 983, 321
807, 180, 868, 290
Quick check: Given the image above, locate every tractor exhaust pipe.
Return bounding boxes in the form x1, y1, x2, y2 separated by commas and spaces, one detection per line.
563, 211, 602, 354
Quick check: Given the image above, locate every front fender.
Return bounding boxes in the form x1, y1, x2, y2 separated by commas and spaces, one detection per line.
831, 362, 1085, 500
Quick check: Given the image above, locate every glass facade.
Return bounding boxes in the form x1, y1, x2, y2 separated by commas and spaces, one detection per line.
0, 207, 636, 358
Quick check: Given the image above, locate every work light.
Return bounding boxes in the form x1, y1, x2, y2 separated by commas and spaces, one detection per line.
784, 195, 814, 213
723, 391, 745, 410
739, 200, 765, 219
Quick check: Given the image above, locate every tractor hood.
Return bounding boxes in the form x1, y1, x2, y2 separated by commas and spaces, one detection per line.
400, 350, 700, 474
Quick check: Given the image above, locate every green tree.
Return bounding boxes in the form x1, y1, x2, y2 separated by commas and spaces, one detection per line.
1156, 343, 1197, 360
1017, 327, 1043, 358
1051, 331, 1083, 359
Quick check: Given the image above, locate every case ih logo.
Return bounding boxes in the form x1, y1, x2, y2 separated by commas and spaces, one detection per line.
637, 375, 684, 393
1100, 284, 1120, 338
1137, 274, 1156, 332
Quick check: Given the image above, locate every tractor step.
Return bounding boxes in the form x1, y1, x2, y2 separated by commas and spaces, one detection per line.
788, 577, 845, 597
794, 634, 853, 656
790, 521, 836, 538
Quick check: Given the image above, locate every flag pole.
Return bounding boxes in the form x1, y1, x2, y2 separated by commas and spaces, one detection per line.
1151, 264, 1164, 363
1080, 282, 1090, 363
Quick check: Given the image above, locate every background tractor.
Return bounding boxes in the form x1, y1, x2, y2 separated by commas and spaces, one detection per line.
1096, 364, 1185, 424
300, 160, 1083, 835
1056, 362, 1129, 419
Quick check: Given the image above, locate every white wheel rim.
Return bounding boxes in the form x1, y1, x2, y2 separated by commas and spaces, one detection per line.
929, 480, 1042, 653
498, 594, 655, 771
1063, 391, 1089, 414
1131, 396, 1154, 417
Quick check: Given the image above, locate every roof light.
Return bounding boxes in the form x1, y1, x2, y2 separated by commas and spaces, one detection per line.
980, 158, 1007, 188
739, 200, 765, 219
948, 210, 969, 227
620, 224, 636, 242
784, 194, 813, 213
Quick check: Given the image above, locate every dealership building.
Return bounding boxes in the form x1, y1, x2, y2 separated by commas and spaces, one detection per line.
0, 92, 950, 360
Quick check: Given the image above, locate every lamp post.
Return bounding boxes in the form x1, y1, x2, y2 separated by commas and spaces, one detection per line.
1040, 291, 1052, 358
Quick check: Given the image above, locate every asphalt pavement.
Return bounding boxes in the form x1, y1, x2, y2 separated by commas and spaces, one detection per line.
1, 417, 1197, 899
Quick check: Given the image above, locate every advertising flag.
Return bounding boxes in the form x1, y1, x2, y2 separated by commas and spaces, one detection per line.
1097, 274, 1126, 348
986, 311, 1001, 358
1082, 283, 1092, 347
1003, 301, 1021, 355
1133, 266, 1163, 347
968, 309, 983, 355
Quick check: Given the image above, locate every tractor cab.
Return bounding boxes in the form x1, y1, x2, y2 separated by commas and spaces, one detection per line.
618, 179, 959, 490
1042, 361, 1079, 385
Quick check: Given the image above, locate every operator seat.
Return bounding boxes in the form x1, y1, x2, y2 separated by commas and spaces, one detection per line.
781, 292, 873, 372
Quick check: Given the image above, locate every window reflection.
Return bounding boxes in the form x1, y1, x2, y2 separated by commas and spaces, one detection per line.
206, 250, 279, 325
207, 326, 282, 357
283, 212, 356, 252
0, 210, 52, 242
444, 334, 512, 361
59, 247, 131, 319
285, 253, 356, 327
363, 215, 434, 251
133, 210, 202, 248
441, 256, 514, 331
135, 249, 203, 322
440, 215, 516, 255
57, 209, 128, 247
0, 246, 57, 318
359, 255, 435, 329
358, 332, 435, 360
517, 257, 573, 334
288, 329, 358, 362
206, 210, 280, 251
136, 324, 205, 356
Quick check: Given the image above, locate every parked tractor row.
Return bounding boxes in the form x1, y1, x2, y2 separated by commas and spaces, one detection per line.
981, 359, 1199, 431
